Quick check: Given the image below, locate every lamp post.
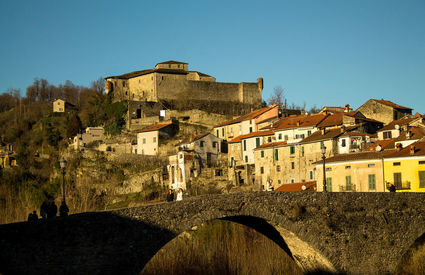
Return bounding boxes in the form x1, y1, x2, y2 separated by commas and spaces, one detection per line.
321, 146, 327, 192
59, 156, 67, 203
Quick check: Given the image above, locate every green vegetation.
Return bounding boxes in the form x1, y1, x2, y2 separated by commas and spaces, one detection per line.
141, 220, 303, 275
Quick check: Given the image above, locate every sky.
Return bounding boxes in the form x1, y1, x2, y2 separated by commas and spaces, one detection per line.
1, 0, 424, 113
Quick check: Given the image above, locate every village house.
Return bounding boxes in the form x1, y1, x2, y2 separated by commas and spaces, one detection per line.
271, 113, 329, 144
377, 115, 424, 140
53, 99, 76, 113
72, 127, 104, 150
314, 151, 387, 192
136, 120, 179, 155
383, 141, 425, 192
357, 99, 412, 125
176, 133, 221, 167
227, 130, 274, 185
213, 104, 278, 141
274, 181, 317, 192
337, 132, 374, 154
105, 60, 263, 106
168, 150, 201, 191
0, 141, 16, 168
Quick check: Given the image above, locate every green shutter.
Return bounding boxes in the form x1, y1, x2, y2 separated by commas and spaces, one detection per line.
326, 177, 332, 192
302, 146, 304, 157
419, 171, 425, 188
217, 129, 219, 137
230, 157, 234, 167
345, 176, 351, 191
274, 149, 278, 160
368, 174, 376, 190
222, 128, 224, 137
243, 140, 246, 151
256, 137, 260, 147
261, 150, 264, 158
290, 146, 295, 154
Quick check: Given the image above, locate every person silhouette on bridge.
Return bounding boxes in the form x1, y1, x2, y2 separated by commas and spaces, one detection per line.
166, 189, 174, 202
40, 201, 48, 219
59, 200, 69, 217
47, 200, 57, 219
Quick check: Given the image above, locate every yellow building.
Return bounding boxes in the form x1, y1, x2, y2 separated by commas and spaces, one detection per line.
383, 141, 425, 192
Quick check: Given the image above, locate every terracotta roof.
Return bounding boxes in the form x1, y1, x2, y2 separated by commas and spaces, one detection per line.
215, 105, 277, 127
364, 139, 395, 152
372, 99, 412, 110
189, 71, 212, 77
314, 151, 387, 164
378, 116, 417, 132
317, 112, 382, 128
274, 181, 316, 192
394, 127, 425, 142
178, 133, 210, 145
255, 141, 287, 149
137, 121, 173, 133
384, 141, 425, 158
299, 127, 357, 144
340, 131, 374, 138
228, 130, 274, 144
272, 113, 328, 130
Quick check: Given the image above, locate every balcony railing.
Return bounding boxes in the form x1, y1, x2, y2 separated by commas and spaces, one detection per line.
339, 184, 357, 192
395, 181, 411, 190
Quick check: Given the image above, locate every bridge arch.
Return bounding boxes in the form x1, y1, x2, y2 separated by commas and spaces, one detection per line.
394, 231, 425, 274
141, 214, 336, 274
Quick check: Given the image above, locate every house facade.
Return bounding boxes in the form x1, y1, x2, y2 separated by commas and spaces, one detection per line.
177, 133, 221, 167
73, 127, 104, 150
53, 99, 76, 113
357, 99, 412, 125
136, 120, 179, 155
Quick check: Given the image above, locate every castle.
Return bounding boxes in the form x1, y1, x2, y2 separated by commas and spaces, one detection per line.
105, 61, 263, 105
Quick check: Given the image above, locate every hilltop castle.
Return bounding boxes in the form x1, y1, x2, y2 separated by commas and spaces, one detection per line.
105, 61, 263, 105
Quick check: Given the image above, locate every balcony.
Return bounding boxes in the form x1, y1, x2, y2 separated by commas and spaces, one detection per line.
395, 181, 411, 190
339, 184, 357, 192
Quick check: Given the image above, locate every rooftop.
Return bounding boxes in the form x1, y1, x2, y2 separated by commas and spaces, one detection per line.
314, 151, 388, 164
136, 121, 173, 133
272, 113, 328, 131
384, 141, 425, 158
370, 99, 412, 111
274, 181, 316, 192
215, 105, 277, 128
364, 139, 395, 152
378, 116, 418, 132
228, 130, 274, 144
255, 140, 287, 149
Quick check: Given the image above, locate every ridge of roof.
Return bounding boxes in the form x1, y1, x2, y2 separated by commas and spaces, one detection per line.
273, 113, 329, 130
384, 141, 425, 158
372, 99, 412, 110
215, 105, 277, 127
106, 68, 188, 80
314, 151, 387, 164
255, 141, 288, 149
378, 116, 417, 132
136, 121, 173, 133
157, 60, 188, 65
228, 130, 274, 143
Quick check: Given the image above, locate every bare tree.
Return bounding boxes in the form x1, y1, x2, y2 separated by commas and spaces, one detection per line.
268, 86, 285, 107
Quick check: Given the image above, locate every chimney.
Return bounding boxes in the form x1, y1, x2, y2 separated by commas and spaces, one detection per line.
410, 145, 415, 155
415, 112, 422, 118
344, 104, 350, 112
396, 143, 403, 151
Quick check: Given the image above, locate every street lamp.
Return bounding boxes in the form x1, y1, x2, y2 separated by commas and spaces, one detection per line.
321, 146, 327, 192
59, 156, 67, 203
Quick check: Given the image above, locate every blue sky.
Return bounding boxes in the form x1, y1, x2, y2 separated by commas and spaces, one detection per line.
1, 0, 424, 112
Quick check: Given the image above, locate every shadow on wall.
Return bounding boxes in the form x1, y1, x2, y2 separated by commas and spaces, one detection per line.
0, 212, 176, 275
395, 231, 425, 275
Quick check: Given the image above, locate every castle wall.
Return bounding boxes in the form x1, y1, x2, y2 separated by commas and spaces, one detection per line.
128, 74, 156, 101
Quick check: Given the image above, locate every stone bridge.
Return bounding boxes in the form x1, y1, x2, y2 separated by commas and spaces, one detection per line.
1, 192, 425, 275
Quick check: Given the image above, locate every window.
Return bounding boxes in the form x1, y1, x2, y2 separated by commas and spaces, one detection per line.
200, 141, 204, 147
122, 81, 126, 87
143, 138, 146, 144
419, 171, 425, 188
383, 131, 392, 139
291, 162, 295, 169
368, 174, 376, 190
419, 161, 425, 165
243, 140, 247, 151
256, 138, 260, 147
222, 128, 225, 137
179, 154, 183, 159
284, 135, 288, 141
230, 157, 234, 167
302, 146, 304, 157
250, 119, 253, 124
393, 162, 401, 166
153, 137, 157, 143
276, 165, 281, 172
341, 139, 346, 147
320, 141, 325, 149
216, 129, 219, 137
245, 156, 248, 162
249, 127, 253, 133
278, 133, 282, 140
261, 150, 264, 158
345, 176, 352, 191
326, 177, 332, 192
308, 130, 312, 136
260, 167, 264, 174
212, 142, 217, 148
274, 149, 278, 161
291, 179, 295, 183
368, 163, 375, 168
290, 146, 295, 154
345, 166, 351, 169
309, 170, 313, 180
